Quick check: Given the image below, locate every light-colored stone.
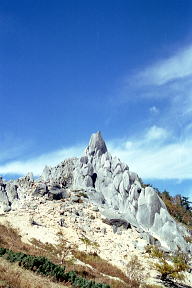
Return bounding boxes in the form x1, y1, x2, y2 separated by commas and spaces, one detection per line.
0, 131, 191, 255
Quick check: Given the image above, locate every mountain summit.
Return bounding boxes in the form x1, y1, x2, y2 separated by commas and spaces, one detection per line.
0, 132, 191, 254
85, 131, 108, 157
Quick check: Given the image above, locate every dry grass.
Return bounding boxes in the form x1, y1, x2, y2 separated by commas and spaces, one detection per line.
65, 263, 132, 288
0, 223, 41, 255
73, 251, 140, 287
29, 232, 141, 287
126, 255, 147, 283
0, 257, 69, 288
0, 223, 62, 263
184, 235, 192, 243
0, 223, 141, 288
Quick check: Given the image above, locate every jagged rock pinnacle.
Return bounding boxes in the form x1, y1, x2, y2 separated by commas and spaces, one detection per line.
85, 131, 107, 157
0, 132, 191, 253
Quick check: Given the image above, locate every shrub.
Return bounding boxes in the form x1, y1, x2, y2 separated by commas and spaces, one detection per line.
0, 224, 130, 287
0, 247, 110, 288
158, 191, 192, 228
51, 265, 66, 281
126, 255, 147, 284
145, 245, 164, 259
80, 237, 99, 253
145, 245, 190, 281
6, 250, 26, 263
0, 248, 7, 256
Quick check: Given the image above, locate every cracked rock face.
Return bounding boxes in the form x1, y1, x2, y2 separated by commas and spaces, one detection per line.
0, 132, 191, 253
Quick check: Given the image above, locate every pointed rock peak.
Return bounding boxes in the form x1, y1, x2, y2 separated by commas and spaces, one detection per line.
86, 131, 107, 157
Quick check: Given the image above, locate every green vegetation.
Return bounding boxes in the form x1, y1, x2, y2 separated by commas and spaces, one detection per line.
145, 245, 190, 281
140, 178, 192, 229
145, 245, 164, 259
0, 256, 68, 288
80, 237, 99, 253
0, 247, 110, 288
0, 223, 138, 288
73, 250, 137, 286
157, 190, 192, 228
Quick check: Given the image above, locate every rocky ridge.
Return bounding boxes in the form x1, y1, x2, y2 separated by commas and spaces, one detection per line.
0, 131, 191, 255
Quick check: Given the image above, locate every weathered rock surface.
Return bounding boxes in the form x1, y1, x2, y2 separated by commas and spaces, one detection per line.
71, 132, 192, 252
0, 131, 191, 253
40, 158, 77, 185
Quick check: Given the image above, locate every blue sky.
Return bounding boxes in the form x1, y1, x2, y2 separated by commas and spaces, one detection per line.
1, 0, 192, 199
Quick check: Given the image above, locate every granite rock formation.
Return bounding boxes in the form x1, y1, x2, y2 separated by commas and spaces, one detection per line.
72, 132, 191, 251
0, 132, 191, 253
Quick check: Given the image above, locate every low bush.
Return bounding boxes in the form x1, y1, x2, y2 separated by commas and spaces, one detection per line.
145, 245, 164, 259
80, 237, 100, 253
0, 247, 110, 288
0, 248, 7, 256
0, 224, 136, 288
73, 250, 136, 286
0, 257, 67, 288
158, 191, 192, 228
145, 245, 190, 281
126, 255, 146, 283
6, 250, 27, 263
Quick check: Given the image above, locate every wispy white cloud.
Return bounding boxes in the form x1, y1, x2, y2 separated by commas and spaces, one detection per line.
145, 125, 169, 141
136, 45, 192, 86
0, 145, 83, 176
108, 126, 192, 180
1, 44, 192, 182
149, 106, 159, 114
0, 126, 191, 181
124, 44, 192, 142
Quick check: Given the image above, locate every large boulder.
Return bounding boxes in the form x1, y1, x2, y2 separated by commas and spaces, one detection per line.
33, 183, 48, 196
0, 183, 10, 212
47, 184, 68, 200
6, 183, 18, 203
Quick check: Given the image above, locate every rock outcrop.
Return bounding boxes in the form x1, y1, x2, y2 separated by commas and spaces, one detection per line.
72, 132, 191, 251
0, 131, 191, 253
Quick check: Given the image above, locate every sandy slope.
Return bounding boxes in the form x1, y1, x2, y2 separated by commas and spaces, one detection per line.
0, 196, 191, 287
